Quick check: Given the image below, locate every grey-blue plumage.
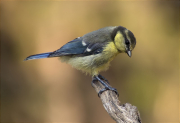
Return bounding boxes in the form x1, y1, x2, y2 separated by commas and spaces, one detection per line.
24, 37, 106, 61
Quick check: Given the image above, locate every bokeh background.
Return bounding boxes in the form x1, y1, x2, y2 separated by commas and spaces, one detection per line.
1, 1, 179, 123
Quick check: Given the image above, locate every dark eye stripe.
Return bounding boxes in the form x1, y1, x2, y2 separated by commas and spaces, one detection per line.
128, 31, 136, 47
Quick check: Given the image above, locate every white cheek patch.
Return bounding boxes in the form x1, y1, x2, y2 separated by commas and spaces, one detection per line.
82, 41, 87, 46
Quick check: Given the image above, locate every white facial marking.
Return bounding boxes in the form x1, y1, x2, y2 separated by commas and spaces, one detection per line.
86, 48, 91, 52
82, 41, 87, 46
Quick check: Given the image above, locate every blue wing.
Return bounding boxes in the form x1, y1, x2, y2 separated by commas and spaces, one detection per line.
24, 37, 106, 61
49, 37, 106, 57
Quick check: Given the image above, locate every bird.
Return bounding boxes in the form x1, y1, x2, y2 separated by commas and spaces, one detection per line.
24, 26, 136, 96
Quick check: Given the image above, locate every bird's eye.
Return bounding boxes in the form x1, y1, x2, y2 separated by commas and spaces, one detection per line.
125, 40, 130, 45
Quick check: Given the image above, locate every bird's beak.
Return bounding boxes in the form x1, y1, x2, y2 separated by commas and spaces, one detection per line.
126, 50, 132, 57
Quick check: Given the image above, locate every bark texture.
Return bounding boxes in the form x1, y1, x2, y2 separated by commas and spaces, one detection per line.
92, 79, 142, 123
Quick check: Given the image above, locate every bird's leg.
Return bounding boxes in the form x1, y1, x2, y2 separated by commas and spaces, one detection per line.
98, 74, 109, 84
96, 75, 119, 97
92, 75, 119, 97
91, 75, 105, 86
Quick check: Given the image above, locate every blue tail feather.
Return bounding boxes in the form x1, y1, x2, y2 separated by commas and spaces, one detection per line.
24, 52, 52, 61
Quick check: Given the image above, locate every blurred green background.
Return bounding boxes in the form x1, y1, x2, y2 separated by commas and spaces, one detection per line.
1, 1, 179, 123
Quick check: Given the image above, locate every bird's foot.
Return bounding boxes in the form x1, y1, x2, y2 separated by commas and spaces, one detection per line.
92, 75, 119, 97
98, 87, 119, 97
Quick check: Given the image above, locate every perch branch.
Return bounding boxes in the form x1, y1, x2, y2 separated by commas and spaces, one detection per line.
91, 79, 142, 123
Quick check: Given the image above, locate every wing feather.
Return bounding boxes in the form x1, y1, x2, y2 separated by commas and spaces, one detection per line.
49, 37, 106, 57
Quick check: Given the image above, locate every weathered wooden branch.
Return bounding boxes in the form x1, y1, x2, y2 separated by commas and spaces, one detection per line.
91, 79, 142, 123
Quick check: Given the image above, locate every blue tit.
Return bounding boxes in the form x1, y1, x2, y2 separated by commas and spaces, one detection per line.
25, 26, 136, 96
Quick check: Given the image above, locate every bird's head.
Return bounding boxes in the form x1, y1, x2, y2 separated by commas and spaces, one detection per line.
111, 26, 136, 57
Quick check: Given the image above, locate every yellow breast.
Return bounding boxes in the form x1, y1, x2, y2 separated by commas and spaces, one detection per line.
92, 42, 119, 75
60, 42, 119, 76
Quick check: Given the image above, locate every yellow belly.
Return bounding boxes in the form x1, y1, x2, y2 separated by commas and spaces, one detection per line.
60, 42, 119, 76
